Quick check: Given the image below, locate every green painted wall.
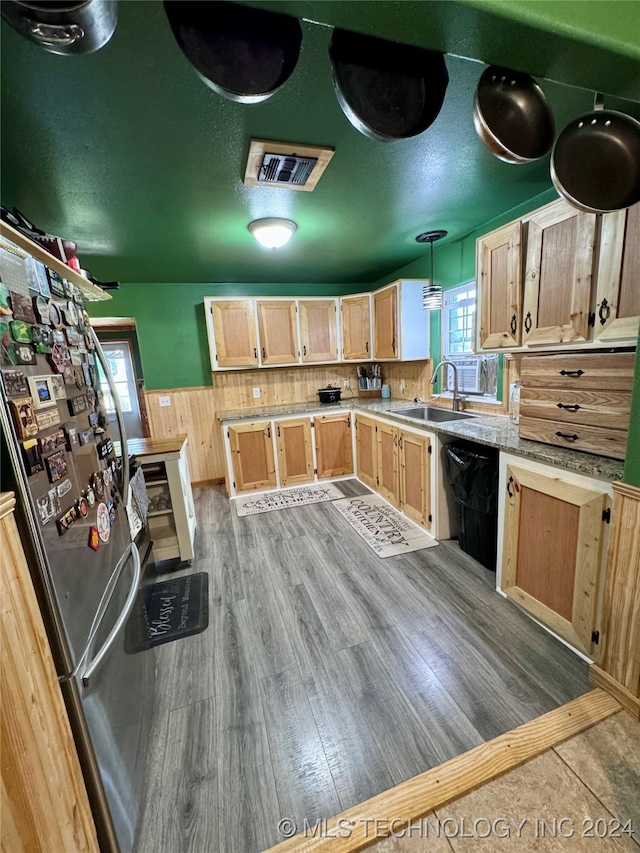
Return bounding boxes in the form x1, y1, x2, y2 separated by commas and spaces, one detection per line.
624, 330, 640, 488
87, 282, 366, 390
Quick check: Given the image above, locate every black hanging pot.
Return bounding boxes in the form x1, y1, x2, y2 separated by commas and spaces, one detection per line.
318, 384, 342, 404
329, 28, 449, 142
551, 102, 640, 213
164, 0, 302, 104
473, 65, 555, 164
1, 0, 118, 55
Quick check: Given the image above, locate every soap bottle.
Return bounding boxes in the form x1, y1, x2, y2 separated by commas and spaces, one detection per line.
509, 381, 521, 424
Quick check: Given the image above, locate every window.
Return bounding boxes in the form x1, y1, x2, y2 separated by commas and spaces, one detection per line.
441, 283, 497, 397
97, 348, 133, 413
442, 284, 476, 357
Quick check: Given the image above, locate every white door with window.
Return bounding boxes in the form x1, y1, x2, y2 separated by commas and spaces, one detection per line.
98, 341, 144, 439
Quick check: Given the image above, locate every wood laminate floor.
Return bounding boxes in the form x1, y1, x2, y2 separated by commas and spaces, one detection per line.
134, 481, 591, 853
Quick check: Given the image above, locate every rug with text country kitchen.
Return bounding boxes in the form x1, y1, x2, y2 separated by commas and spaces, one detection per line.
332, 494, 438, 558
234, 483, 344, 516
124, 573, 209, 653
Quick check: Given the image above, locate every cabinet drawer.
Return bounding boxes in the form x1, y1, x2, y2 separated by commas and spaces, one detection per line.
519, 416, 627, 460
520, 388, 631, 430
520, 352, 635, 390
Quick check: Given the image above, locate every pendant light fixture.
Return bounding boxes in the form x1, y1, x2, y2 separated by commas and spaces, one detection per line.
416, 229, 447, 309
248, 217, 297, 249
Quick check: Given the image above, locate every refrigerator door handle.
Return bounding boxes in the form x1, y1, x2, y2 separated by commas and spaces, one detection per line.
81, 543, 142, 688
91, 327, 129, 503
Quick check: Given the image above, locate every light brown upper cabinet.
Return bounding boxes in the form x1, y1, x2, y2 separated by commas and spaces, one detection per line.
206, 299, 258, 368
275, 417, 314, 487
373, 284, 398, 359
522, 199, 597, 346
399, 430, 431, 529
257, 300, 299, 365
477, 220, 522, 348
377, 420, 399, 507
355, 414, 378, 489
299, 299, 338, 362
501, 460, 610, 656
314, 412, 353, 478
341, 294, 371, 360
228, 422, 277, 492
594, 201, 640, 343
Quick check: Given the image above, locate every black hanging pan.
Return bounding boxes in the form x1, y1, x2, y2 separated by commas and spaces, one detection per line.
473, 65, 555, 164
329, 28, 449, 142
164, 1, 302, 104
1, 0, 117, 55
551, 99, 640, 213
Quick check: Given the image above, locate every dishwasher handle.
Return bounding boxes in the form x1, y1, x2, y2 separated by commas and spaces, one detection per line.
81, 544, 142, 688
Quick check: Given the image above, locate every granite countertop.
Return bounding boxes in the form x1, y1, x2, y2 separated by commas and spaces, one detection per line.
217, 399, 625, 482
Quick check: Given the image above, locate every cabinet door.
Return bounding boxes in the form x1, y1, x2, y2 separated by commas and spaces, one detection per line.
210, 300, 258, 368
257, 300, 299, 365
355, 414, 378, 489
377, 421, 399, 506
399, 430, 431, 529
522, 199, 596, 346
299, 300, 338, 362
314, 413, 353, 478
341, 295, 371, 360
477, 220, 522, 348
228, 422, 277, 492
275, 418, 314, 487
595, 202, 640, 343
373, 285, 398, 359
501, 463, 609, 655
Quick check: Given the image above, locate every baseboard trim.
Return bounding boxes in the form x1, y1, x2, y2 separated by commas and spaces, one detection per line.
590, 665, 640, 719
264, 689, 620, 853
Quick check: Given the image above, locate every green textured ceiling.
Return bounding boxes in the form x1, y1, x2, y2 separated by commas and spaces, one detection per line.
1, 1, 639, 285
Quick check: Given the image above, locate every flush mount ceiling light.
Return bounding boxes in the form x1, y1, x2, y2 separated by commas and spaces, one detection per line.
248, 218, 297, 249
416, 229, 447, 309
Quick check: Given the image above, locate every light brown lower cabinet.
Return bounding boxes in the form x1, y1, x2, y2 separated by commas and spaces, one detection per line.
1, 492, 99, 853
377, 420, 400, 506
314, 412, 353, 478
355, 414, 378, 489
275, 417, 314, 487
501, 462, 610, 656
399, 430, 431, 529
228, 422, 277, 492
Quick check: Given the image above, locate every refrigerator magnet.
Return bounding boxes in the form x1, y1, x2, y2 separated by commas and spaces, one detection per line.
96, 503, 110, 542
1, 369, 28, 396
78, 428, 94, 446
8, 292, 36, 324
39, 429, 66, 454
91, 472, 104, 498
66, 328, 83, 346
0, 284, 13, 317
63, 424, 79, 451
9, 320, 32, 344
88, 525, 100, 551
56, 478, 73, 498
27, 375, 57, 409
68, 394, 89, 416
56, 505, 78, 536
36, 488, 60, 525
0, 323, 16, 366
107, 499, 116, 526
21, 438, 43, 475
76, 497, 89, 518
9, 397, 38, 439
33, 295, 51, 325
50, 374, 65, 400
47, 270, 66, 297
48, 302, 64, 330
34, 261, 51, 297
86, 487, 96, 507
35, 407, 61, 430
62, 300, 78, 326
14, 344, 37, 365
45, 449, 68, 483
97, 437, 113, 459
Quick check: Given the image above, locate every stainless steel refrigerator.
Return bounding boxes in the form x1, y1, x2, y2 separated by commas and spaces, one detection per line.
0, 253, 155, 853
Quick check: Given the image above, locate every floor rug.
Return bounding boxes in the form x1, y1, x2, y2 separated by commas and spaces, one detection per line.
125, 573, 209, 653
332, 494, 438, 558
234, 483, 345, 517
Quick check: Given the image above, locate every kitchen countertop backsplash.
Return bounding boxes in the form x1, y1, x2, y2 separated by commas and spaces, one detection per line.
217, 398, 625, 482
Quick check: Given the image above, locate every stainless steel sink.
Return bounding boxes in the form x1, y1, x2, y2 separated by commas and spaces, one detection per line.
389, 406, 476, 422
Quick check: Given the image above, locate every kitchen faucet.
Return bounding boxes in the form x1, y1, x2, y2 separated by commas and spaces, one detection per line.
430, 360, 463, 412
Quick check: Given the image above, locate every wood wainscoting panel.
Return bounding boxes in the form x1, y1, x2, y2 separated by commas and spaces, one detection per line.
596, 482, 640, 701
1, 492, 99, 853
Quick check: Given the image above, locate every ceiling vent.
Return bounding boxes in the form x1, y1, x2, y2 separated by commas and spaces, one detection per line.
244, 139, 334, 192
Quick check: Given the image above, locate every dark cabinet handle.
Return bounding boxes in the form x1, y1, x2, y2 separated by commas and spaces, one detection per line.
253, 348, 257, 359
399, 436, 403, 449
556, 431, 579, 442
559, 369, 585, 378
524, 312, 532, 334
510, 314, 517, 334
267, 426, 271, 438
557, 403, 581, 412
303, 345, 307, 356
346, 415, 351, 428
598, 298, 611, 325
506, 476, 514, 498
262, 347, 266, 360
277, 425, 281, 437
394, 433, 398, 446
365, 341, 369, 353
